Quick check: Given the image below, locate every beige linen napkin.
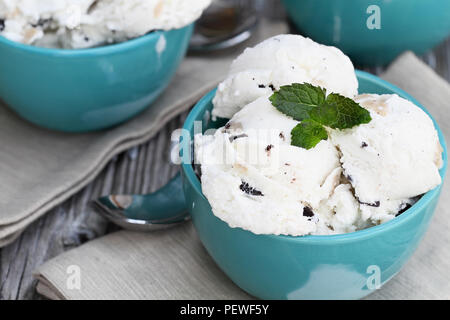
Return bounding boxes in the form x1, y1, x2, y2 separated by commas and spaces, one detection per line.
0, 20, 287, 247
34, 52, 450, 300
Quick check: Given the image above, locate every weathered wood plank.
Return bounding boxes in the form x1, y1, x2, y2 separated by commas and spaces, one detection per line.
0, 112, 187, 300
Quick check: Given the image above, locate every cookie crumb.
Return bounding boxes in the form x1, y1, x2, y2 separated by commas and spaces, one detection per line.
358, 200, 380, 207
303, 206, 314, 217
239, 181, 264, 196
229, 133, 248, 142
396, 203, 412, 216
265, 144, 274, 155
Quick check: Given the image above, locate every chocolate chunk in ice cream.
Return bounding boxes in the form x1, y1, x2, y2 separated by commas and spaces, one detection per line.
239, 181, 264, 196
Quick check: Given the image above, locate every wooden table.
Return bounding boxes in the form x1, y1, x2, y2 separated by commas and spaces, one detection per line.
1, 8, 449, 299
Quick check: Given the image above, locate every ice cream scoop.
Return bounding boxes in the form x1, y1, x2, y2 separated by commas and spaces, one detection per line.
196, 93, 363, 236
194, 35, 443, 236
196, 95, 344, 236
212, 34, 359, 119
0, 0, 211, 48
196, 91, 443, 236
331, 93, 443, 224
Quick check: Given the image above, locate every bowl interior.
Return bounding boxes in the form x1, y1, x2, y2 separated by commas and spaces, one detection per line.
181, 70, 448, 241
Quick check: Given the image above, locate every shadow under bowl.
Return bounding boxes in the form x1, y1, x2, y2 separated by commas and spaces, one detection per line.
180, 70, 448, 299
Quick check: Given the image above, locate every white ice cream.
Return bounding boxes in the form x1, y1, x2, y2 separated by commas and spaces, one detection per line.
196, 93, 443, 236
212, 34, 359, 120
195, 96, 345, 236
0, 0, 211, 48
195, 36, 443, 236
331, 94, 443, 224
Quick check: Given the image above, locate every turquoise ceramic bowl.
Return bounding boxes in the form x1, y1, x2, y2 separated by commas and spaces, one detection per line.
0, 24, 193, 132
282, 0, 450, 66
181, 71, 447, 300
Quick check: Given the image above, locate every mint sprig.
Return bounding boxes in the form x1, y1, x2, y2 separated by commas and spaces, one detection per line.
291, 119, 328, 149
269, 83, 326, 121
310, 93, 372, 129
270, 83, 371, 149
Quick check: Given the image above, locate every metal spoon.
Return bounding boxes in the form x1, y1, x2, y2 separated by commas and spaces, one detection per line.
95, 99, 206, 231
189, 0, 260, 52
94, 172, 190, 231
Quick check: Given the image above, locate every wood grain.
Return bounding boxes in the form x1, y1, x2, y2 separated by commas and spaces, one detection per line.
0, 8, 449, 299
0, 113, 186, 300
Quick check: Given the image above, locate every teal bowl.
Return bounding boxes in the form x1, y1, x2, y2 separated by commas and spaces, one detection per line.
282, 0, 450, 66
181, 71, 447, 299
0, 24, 194, 132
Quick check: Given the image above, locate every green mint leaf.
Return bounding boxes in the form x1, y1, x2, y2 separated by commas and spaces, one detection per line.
310, 93, 372, 129
269, 83, 326, 121
269, 83, 372, 150
291, 119, 328, 150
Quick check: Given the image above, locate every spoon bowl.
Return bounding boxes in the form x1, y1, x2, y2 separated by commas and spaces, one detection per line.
95, 172, 189, 231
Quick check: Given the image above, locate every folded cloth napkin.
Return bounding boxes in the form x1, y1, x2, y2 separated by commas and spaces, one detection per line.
0, 20, 288, 247
34, 52, 450, 300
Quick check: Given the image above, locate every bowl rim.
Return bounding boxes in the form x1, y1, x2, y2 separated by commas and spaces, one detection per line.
0, 23, 193, 57
181, 70, 448, 243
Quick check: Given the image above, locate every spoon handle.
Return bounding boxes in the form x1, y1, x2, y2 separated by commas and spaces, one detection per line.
96, 172, 188, 224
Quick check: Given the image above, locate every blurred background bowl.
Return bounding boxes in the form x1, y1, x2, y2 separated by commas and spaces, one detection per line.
282, 0, 450, 66
0, 24, 193, 132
